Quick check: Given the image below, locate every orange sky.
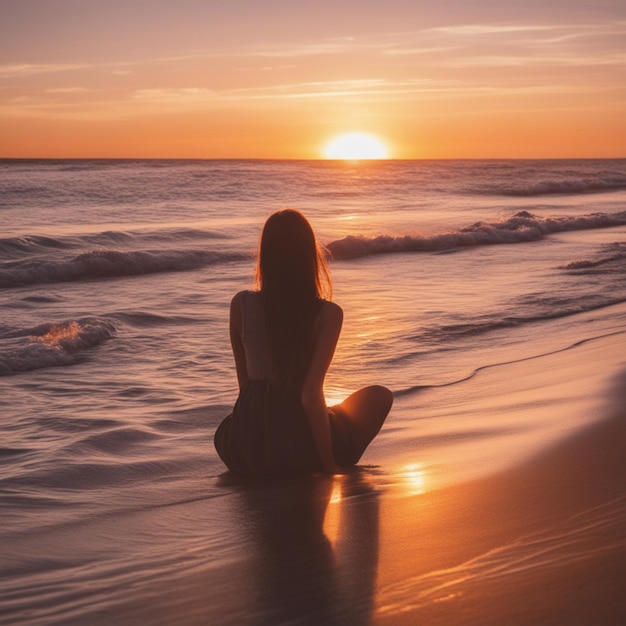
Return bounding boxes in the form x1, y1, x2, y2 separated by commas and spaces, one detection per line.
1, 0, 625, 159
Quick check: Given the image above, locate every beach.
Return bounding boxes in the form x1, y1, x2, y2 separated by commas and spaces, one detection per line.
1, 159, 626, 624
3, 321, 625, 625
375, 330, 626, 626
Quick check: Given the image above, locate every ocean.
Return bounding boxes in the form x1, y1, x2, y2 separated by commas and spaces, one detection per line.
1, 158, 626, 624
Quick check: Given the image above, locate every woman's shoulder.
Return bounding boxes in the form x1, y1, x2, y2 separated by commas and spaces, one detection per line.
231, 289, 260, 305
318, 300, 343, 324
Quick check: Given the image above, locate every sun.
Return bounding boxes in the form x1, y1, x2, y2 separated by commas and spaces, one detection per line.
324, 132, 389, 160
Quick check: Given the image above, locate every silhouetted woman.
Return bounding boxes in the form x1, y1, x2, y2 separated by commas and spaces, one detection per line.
214, 209, 392, 478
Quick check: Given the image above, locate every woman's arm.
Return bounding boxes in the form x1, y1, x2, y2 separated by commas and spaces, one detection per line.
301, 301, 344, 474
230, 291, 249, 390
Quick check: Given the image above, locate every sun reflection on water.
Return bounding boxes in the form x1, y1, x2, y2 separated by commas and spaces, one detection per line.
36, 322, 81, 347
325, 389, 348, 407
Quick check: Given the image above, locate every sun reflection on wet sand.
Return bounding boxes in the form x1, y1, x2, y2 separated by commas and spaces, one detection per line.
400, 463, 427, 496
323, 478, 343, 545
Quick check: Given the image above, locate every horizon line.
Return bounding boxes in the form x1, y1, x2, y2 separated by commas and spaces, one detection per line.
1, 155, 625, 162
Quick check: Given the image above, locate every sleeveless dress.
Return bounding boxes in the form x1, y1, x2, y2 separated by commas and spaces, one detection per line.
214, 290, 360, 479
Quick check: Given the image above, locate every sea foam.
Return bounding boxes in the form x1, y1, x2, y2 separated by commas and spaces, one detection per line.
0, 317, 116, 375
327, 211, 626, 259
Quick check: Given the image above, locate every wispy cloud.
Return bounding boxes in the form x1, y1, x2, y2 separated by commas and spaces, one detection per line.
427, 24, 556, 36
212, 37, 358, 59
440, 51, 626, 68
0, 63, 86, 78
45, 87, 91, 94
383, 46, 462, 56
1, 17, 624, 125
214, 77, 597, 103
236, 78, 389, 99
131, 87, 215, 102
0, 73, 606, 122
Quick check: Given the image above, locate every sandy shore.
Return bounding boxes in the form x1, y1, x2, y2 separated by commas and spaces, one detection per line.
375, 367, 626, 625
2, 331, 625, 626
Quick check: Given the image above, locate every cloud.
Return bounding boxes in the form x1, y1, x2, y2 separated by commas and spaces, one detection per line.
217, 77, 594, 103
226, 38, 357, 59
0, 63, 86, 78
1, 17, 623, 125
129, 88, 215, 106
426, 24, 556, 36
440, 51, 626, 68
239, 78, 387, 97
383, 46, 462, 56
45, 87, 90, 94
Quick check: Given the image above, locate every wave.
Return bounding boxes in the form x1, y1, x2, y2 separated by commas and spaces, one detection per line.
0, 317, 116, 375
419, 295, 626, 345
327, 210, 626, 260
0, 248, 246, 288
110, 311, 202, 327
0, 234, 75, 256
70, 426, 161, 456
562, 242, 626, 273
12, 458, 184, 489
395, 329, 626, 397
485, 175, 626, 197
0, 227, 230, 258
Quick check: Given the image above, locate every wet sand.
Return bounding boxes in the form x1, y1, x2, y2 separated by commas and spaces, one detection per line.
376, 367, 626, 625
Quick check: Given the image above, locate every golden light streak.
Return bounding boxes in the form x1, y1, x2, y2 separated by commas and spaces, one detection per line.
322, 479, 343, 545
401, 463, 427, 496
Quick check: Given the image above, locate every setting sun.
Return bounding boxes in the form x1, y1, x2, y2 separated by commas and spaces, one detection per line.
324, 133, 389, 160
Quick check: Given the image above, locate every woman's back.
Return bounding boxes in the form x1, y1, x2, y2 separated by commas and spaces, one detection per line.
237, 289, 338, 385
216, 288, 325, 477
239, 290, 272, 381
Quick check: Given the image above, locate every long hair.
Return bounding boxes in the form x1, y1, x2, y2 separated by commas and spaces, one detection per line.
256, 209, 332, 390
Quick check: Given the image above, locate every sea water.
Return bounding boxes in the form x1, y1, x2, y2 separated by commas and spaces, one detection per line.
1, 159, 626, 622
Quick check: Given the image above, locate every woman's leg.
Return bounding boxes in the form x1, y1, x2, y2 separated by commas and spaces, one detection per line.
333, 385, 393, 460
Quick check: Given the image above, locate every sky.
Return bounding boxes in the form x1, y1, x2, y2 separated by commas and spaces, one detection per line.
1, 0, 625, 159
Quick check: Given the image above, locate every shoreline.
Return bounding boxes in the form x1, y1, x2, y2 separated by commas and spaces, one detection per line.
375, 321, 626, 491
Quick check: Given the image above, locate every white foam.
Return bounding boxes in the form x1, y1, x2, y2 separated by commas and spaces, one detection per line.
328, 211, 626, 259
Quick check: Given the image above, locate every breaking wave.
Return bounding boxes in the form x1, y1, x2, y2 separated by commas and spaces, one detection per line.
0, 227, 230, 258
327, 210, 626, 260
0, 248, 247, 288
486, 174, 626, 197
562, 242, 626, 273
0, 318, 116, 375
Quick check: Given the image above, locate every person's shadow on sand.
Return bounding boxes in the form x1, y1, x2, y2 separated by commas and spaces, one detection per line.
220, 470, 380, 625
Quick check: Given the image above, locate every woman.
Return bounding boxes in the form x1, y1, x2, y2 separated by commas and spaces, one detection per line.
214, 209, 392, 478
